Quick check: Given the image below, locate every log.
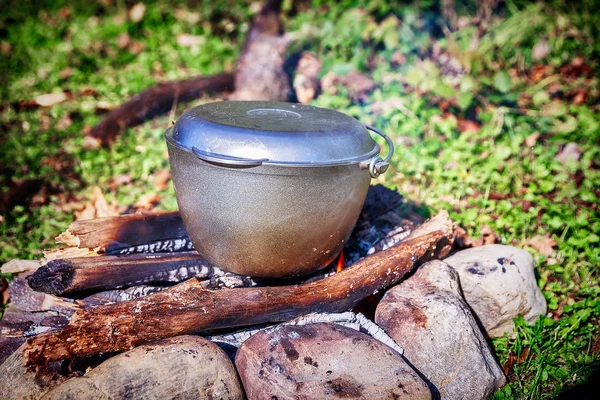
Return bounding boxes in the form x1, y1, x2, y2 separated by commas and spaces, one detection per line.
51, 184, 402, 258
55, 211, 188, 253
27, 251, 209, 295
25, 213, 454, 365
88, 73, 234, 145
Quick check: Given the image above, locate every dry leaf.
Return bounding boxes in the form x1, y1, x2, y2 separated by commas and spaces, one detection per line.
176, 33, 205, 49
128, 41, 145, 55
59, 67, 74, 79
134, 193, 160, 210
556, 143, 581, 164
174, 9, 200, 24
74, 186, 119, 221
1, 40, 11, 54
116, 32, 131, 49
458, 119, 481, 134
83, 135, 101, 150
35, 92, 68, 107
56, 114, 73, 131
109, 174, 132, 192
525, 235, 557, 256
532, 40, 550, 61
128, 3, 146, 22
153, 169, 171, 191
525, 132, 540, 147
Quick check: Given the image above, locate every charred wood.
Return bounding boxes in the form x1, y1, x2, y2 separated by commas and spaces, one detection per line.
55, 211, 188, 253
27, 251, 210, 295
24, 213, 453, 365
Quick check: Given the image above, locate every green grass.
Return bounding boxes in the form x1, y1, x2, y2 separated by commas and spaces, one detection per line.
1, 0, 599, 398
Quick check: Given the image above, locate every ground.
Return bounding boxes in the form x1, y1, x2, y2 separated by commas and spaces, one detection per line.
0, 1, 599, 398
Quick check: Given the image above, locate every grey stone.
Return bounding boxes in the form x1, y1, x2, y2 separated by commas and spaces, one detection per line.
376, 260, 506, 400
235, 322, 431, 400
41, 335, 244, 400
444, 244, 547, 337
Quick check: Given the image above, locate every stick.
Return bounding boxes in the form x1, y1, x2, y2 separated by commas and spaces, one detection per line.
27, 251, 209, 295
25, 216, 453, 365
88, 73, 234, 145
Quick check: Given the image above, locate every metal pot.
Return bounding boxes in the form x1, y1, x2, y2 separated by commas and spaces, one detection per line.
165, 101, 393, 278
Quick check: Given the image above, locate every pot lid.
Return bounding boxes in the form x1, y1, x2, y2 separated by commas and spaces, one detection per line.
166, 101, 380, 167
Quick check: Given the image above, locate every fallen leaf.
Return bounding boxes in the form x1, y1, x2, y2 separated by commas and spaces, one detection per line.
176, 33, 205, 49
556, 143, 581, 164
83, 135, 101, 150
59, 67, 74, 79
571, 89, 587, 105
116, 32, 131, 49
530, 64, 552, 83
74, 186, 119, 221
525, 235, 557, 256
525, 132, 540, 147
55, 114, 73, 131
153, 169, 171, 191
128, 3, 146, 22
174, 9, 200, 24
35, 92, 68, 107
0, 41, 11, 54
109, 174, 132, 192
134, 193, 160, 210
128, 41, 145, 55
556, 142, 581, 164
58, 6, 71, 19
532, 40, 550, 61
458, 119, 481, 134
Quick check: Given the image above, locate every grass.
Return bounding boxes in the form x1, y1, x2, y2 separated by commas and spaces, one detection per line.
1, 0, 599, 398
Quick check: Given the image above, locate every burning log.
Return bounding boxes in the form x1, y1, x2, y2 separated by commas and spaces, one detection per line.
24, 212, 453, 366
27, 251, 209, 295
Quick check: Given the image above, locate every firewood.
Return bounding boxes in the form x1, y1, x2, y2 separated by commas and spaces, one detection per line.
54, 211, 188, 253
27, 251, 209, 295
24, 213, 454, 366
88, 73, 234, 145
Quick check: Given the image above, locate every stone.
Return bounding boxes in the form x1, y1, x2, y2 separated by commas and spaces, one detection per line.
41, 335, 244, 400
235, 322, 431, 400
443, 244, 547, 337
375, 260, 506, 400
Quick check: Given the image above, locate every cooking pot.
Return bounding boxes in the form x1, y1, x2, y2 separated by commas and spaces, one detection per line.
165, 101, 393, 278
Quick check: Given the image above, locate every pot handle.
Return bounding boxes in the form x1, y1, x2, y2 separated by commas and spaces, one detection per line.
364, 125, 395, 178
192, 147, 268, 167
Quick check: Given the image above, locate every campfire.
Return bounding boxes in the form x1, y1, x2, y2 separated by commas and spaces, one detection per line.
1, 185, 460, 398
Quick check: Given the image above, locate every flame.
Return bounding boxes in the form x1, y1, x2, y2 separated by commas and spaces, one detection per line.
335, 250, 345, 273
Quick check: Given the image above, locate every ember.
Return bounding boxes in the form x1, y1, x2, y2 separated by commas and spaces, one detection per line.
334, 251, 345, 273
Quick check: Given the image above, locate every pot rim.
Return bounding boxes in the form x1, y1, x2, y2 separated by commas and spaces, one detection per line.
166, 127, 381, 168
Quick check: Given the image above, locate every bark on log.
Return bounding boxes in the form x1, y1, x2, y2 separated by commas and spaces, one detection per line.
25, 214, 453, 366
27, 251, 209, 295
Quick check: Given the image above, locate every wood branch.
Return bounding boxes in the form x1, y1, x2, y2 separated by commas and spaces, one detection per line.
88, 73, 234, 145
25, 214, 453, 365
55, 211, 188, 253
27, 251, 210, 295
